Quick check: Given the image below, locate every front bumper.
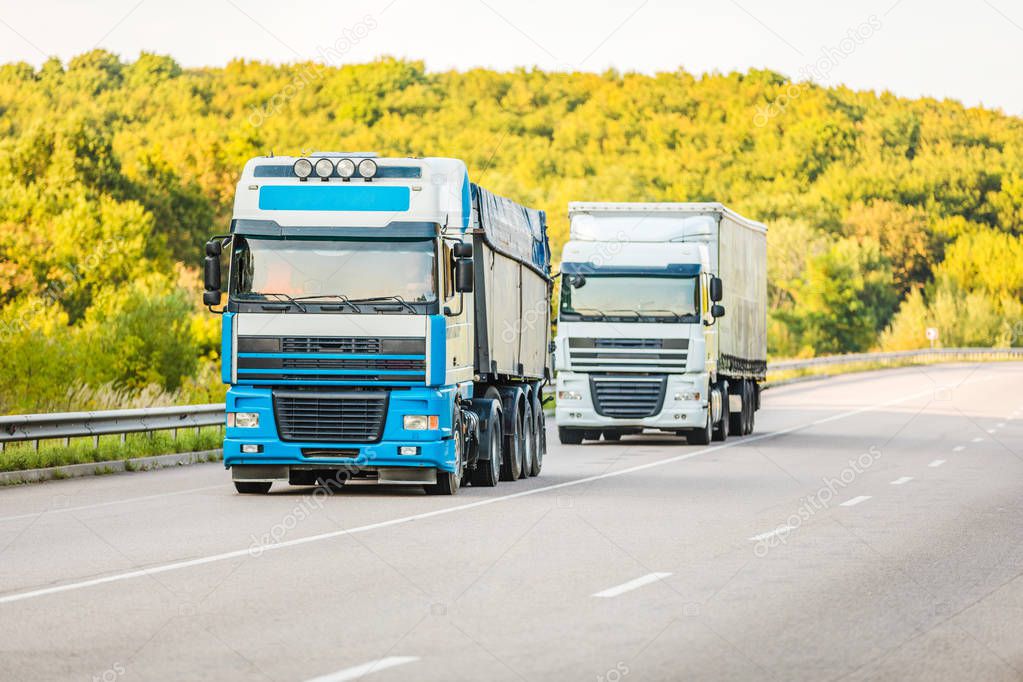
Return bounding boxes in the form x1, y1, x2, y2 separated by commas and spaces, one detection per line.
222, 385, 458, 474
555, 371, 708, 430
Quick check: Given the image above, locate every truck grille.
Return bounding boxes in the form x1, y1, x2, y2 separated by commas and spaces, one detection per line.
273, 390, 388, 443
282, 337, 382, 354
590, 376, 667, 419
569, 338, 688, 372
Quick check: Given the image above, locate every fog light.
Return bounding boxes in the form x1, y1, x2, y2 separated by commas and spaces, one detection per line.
228, 412, 259, 428
675, 391, 700, 401
404, 415, 439, 430
293, 158, 313, 179
313, 157, 334, 179
558, 390, 581, 401
398, 446, 419, 456
335, 158, 356, 179
358, 158, 378, 178
241, 444, 262, 454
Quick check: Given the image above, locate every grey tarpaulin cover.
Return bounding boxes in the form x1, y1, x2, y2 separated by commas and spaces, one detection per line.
471, 184, 551, 277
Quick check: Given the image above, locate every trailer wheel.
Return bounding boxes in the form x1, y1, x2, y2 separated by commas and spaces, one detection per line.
234, 481, 272, 495
745, 384, 756, 435
427, 410, 463, 495
470, 406, 501, 487
558, 427, 584, 445
501, 402, 524, 481
518, 402, 533, 479
530, 391, 545, 476
524, 401, 541, 477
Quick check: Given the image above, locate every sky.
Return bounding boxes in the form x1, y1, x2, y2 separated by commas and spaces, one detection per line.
0, 0, 1021, 115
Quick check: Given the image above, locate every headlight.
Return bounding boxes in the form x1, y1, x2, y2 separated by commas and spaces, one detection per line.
358, 158, 378, 179
293, 158, 313, 179
557, 390, 582, 401
313, 158, 334, 179
403, 415, 439, 431
335, 158, 356, 179
674, 391, 700, 401
228, 412, 260, 428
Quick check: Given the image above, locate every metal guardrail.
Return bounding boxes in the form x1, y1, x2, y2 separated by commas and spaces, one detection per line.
0, 404, 225, 450
767, 347, 1023, 373
1, 348, 1020, 450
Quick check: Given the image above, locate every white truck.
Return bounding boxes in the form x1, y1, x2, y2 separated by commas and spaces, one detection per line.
554, 203, 767, 445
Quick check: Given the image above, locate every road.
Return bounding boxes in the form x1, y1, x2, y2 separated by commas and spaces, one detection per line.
2, 363, 1022, 681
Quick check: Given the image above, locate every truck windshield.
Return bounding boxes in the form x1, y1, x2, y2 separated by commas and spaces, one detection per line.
560, 275, 699, 322
230, 237, 437, 304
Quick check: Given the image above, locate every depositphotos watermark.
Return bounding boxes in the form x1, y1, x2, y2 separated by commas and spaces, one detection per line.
247, 15, 379, 127
754, 15, 882, 127
754, 445, 882, 557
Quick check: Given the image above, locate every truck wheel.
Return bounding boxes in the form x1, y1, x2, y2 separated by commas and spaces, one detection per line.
558, 427, 584, 445
234, 481, 272, 495
519, 402, 533, 479
524, 401, 542, 477
729, 381, 744, 436
471, 410, 501, 487
689, 411, 712, 445
427, 411, 463, 495
530, 392, 545, 476
712, 388, 728, 442
501, 404, 524, 481
746, 385, 756, 435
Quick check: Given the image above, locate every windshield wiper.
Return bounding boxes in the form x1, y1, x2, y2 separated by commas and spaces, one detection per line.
606, 309, 643, 319
292, 294, 362, 313
641, 309, 684, 322
568, 307, 607, 321
239, 292, 307, 312
349, 295, 417, 314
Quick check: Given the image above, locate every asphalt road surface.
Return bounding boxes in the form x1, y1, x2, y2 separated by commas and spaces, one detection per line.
2, 363, 1023, 681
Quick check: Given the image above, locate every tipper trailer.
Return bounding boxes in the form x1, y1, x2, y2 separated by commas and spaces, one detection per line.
554, 202, 767, 444
203, 153, 553, 494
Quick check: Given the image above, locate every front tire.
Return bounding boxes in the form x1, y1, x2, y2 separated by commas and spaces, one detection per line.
427, 411, 463, 495
234, 481, 272, 495
559, 427, 584, 445
688, 410, 712, 445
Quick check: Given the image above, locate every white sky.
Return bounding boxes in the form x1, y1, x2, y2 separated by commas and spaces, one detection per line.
0, 0, 1021, 115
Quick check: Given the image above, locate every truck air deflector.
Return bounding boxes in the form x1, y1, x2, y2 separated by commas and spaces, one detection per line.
560, 262, 701, 276
257, 185, 411, 212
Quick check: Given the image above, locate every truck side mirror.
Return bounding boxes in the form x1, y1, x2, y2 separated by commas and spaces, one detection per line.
455, 258, 474, 293
203, 238, 223, 308
711, 304, 725, 319
568, 274, 586, 289
710, 276, 723, 302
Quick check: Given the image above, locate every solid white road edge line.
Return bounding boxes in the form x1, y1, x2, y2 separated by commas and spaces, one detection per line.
593, 572, 673, 598
0, 379, 986, 606
839, 496, 872, 507
0, 485, 225, 524
303, 657, 420, 682
890, 477, 914, 485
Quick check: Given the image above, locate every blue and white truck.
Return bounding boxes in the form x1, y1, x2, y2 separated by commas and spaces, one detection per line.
202, 153, 552, 495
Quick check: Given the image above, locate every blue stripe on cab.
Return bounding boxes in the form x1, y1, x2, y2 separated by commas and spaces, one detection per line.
258, 185, 411, 212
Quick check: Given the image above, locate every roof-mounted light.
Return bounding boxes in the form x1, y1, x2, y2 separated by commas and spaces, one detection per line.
335, 158, 357, 179
293, 158, 313, 180
358, 158, 378, 179
313, 158, 334, 179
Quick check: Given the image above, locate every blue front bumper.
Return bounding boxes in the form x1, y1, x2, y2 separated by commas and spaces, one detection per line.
222, 385, 457, 473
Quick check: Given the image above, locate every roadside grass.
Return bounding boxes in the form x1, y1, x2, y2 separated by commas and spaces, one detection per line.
0, 427, 223, 473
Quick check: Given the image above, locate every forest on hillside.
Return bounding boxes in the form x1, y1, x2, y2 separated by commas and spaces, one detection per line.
1, 51, 1023, 414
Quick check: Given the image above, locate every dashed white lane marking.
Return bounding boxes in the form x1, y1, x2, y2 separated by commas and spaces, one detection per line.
987, 429, 997, 434
929, 459, 946, 468
997, 423, 1006, 428
953, 446, 965, 452
890, 477, 914, 485
972, 437, 985, 443
593, 572, 673, 598
0, 485, 225, 524
303, 657, 420, 682
749, 525, 797, 542
840, 496, 872, 507
0, 381, 984, 607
